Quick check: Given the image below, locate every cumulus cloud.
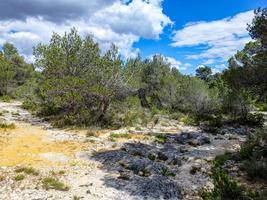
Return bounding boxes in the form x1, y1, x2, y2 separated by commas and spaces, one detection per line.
0, 0, 171, 60
165, 57, 191, 71
171, 10, 254, 60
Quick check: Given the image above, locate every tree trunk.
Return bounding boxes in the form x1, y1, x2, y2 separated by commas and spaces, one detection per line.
138, 88, 150, 108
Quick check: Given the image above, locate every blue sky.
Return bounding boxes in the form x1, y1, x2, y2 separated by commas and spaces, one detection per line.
135, 0, 267, 74
0, 0, 266, 74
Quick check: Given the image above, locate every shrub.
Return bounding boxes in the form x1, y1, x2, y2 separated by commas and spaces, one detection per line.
22, 99, 38, 111
242, 160, 267, 180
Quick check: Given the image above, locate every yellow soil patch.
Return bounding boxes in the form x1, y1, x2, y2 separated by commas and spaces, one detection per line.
0, 123, 86, 167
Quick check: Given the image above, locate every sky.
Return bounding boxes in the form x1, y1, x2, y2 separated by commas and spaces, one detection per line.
0, 0, 266, 74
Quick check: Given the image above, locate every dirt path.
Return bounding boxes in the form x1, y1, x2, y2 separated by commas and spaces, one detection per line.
0, 101, 248, 200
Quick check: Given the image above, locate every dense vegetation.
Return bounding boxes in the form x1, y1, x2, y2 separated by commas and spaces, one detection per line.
0, 8, 266, 128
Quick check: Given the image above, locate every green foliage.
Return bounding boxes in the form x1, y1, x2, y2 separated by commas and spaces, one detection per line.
180, 115, 199, 126
0, 42, 35, 98
204, 129, 267, 199
14, 175, 25, 181
33, 28, 128, 127
42, 177, 69, 191
0, 54, 14, 96
154, 134, 167, 143
0, 95, 11, 102
196, 65, 212, 81
160, 167, 175, 177
0, 122, 15, 129
110, 133, 131, 139
15, 167, 39, 176
239, 129, 266, 160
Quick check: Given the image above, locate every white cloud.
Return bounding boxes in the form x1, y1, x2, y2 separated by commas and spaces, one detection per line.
171, 10, 254, 61
166, 57, 182, 69
0, 0, 171, 61
165, 56, 191, 71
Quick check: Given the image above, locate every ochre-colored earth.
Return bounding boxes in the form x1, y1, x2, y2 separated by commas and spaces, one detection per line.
0, 122, 86, 167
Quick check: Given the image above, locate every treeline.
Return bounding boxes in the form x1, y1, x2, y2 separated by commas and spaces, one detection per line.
0, 43, 36, 98
0, 8, 266, 127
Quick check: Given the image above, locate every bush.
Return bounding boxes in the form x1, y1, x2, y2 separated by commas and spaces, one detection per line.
22, 99, 38, 111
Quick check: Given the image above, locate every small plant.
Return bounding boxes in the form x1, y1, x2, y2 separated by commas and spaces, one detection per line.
11, 112, 20, 116
42, 177, 69, 191
154, 134, 167, 144
170, 112, 184, 120
14, 175, 25, 181
161, 167, 175, 177
150, 106, 159, 117
148, 153, 157, 161
15, 167, 39, 176
0, 176, 5, 182
0, 122, 15, 129
180, 115, 199, 126
0, 95, 11, 102
58, 170, 65, 175
110, 133, 132, 139
73, 196, 81, 200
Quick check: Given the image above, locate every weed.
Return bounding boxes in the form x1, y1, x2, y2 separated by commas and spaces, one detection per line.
161, 167, 175, 177
14, 175, 25, 181
154, 134, 167, 144
0, 122, 15, 129
110, 133, 131, 139
42, 177, 69, 191
15, 167, 39, 176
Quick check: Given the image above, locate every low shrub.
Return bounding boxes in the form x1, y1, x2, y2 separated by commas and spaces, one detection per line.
42, 177, 69, 191
0, 122, 15, 129
22, 99, 38, 111
15, 167, 39, 176
0, 95, 11, 102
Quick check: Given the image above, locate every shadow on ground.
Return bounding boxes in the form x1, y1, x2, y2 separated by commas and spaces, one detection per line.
91, 132, 215, 199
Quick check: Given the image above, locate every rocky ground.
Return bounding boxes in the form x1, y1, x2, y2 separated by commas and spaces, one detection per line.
0, 101, 253, 200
